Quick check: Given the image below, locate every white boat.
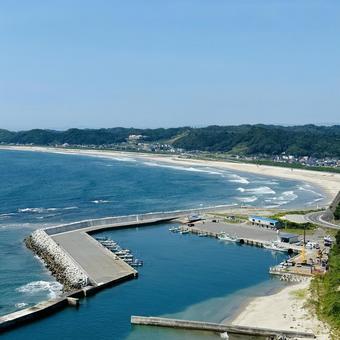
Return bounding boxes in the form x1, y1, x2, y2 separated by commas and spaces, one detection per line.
263, 242, 287, 252
169, 227, 180, 233
180, 229, 190, 234
218, 233, 239, 242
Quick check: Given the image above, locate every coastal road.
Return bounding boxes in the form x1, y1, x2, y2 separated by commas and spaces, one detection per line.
305, 211, 340, 230
52, 231, 136, 286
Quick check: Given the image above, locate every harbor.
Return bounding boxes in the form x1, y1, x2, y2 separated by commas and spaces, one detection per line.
1, 209, 332, 335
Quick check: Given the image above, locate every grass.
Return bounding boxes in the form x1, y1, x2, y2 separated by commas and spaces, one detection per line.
290, 288, 307, 300
282, 227, 315, 236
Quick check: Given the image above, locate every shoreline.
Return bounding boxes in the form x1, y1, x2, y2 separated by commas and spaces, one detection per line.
1, 145, 339, 206
230, 279, 330, 339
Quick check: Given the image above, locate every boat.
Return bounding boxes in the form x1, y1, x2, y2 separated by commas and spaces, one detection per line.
96, 236, 108, 241
218, 233, 239, 242
118, 254, 134, 258
198, 232, 208, 237
131, 259, 143, 267
180, 229, 190, 234
115, 250, 130, 256
263, 241, 287, 252
169, 227, 180, 233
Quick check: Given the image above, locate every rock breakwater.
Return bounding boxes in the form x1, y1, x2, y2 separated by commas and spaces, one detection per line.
25, 229, 89, 291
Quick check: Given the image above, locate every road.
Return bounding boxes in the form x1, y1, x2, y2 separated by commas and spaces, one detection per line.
305, 211, 340, 230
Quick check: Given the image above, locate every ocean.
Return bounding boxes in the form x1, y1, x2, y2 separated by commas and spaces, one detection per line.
0, 150, 325, 339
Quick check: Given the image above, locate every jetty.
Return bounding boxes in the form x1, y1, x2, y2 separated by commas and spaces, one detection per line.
0, 211, 183, 332
131, 316, 315, 338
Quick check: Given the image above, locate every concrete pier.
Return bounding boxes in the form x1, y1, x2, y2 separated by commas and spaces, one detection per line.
131, 316, 315, 338
0, 212, 181, 333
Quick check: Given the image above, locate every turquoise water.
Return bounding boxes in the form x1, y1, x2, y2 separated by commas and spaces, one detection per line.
0, 150, 324, 339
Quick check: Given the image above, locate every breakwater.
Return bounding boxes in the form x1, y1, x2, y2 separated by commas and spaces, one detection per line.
25, 229, 90, 290
131, 316, 315, 338
1, 211, 184, 333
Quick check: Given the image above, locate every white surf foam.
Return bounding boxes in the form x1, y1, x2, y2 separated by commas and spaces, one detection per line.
236, 196, 258, 203
297, 185, 324, 197
142, 162, 224, 176
237, 186, 276, 195
91, 200, 111, 204
15, 302, 28, 309
228, 174, 250, 184
16, 281, 63, 299
18, 206, 78, 214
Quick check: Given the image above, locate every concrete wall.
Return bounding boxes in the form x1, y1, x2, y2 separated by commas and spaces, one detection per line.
44, 205, 231, 235
322, 190, 340, 222
131, 316, 315, 338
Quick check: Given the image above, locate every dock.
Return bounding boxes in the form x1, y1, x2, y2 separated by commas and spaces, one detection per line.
131, 316, 315, 338
0, 212, 182, 332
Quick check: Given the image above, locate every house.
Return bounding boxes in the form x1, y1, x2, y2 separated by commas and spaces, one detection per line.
279, 232, 299, 244
249, 215, 281, 228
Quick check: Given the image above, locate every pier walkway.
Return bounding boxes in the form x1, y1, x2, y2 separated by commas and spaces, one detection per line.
131, 316, 315, 338
52, 231, 136, 286
50, 215, 180, 287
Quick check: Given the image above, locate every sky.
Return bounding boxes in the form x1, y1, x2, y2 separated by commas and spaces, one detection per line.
0, 0, 339, 130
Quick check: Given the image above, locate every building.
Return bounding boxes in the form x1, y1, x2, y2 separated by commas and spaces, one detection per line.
279, 232, 299, 244
248, 215, 281, 228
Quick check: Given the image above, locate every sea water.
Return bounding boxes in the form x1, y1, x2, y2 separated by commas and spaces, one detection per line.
0, 150, 324, 339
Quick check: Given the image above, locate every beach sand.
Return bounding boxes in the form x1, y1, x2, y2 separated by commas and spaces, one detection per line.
230, 279, 330, 339
2, 145, 339, 205
1, 145, 336, 338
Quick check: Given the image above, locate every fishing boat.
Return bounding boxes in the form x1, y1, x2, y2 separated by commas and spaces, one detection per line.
263, 241, 287, 252
131, 259, 143, 267
180, 229, 190, 234
218, 233, 239, 242
96, 236, 108, 241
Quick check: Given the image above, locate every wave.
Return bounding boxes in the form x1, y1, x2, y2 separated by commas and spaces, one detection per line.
142, 162, 224, 176
228, 174, 249, 184
18, 206, 78, 214
16, 281, 63, 299
252, 180, 279, 185
15, 302, 28, 309
297, 185, 324, 197
91, 200, 111, 204
265, 204, 281, 208
263, 190, 298, 207
236, 196, 258, 203
237, 186, 276, 195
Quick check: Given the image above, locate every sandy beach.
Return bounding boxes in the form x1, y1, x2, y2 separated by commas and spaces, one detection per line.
230, 279, 330, 339
1, 145, 340, 205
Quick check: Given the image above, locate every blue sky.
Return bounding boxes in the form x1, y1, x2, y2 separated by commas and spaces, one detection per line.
0, 1, 339, 130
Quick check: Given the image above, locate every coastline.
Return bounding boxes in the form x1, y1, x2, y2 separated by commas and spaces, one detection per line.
230, 279, 330, 339
1, 145, 339, 205
1, 145, 336, 337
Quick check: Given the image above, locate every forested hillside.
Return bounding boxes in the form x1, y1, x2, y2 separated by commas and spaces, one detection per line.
1, 125, 339, 157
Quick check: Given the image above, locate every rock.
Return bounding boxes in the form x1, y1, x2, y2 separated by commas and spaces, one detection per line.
25, 229, 89, 291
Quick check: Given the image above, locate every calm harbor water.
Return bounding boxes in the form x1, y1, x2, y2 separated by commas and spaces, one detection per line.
0, 149, 324, 339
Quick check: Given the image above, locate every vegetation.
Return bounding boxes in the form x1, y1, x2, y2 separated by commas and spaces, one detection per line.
0, 127, 189, 146
334, 203, 340, 220
269, 212, 317, 234
310, 230, 340, 337
173, 124, 340, 158
1, 124, 340, 158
